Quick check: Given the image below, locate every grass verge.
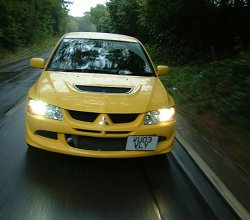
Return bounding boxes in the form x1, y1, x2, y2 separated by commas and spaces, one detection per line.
160, 52, 250, 172
0, 37, 59, 66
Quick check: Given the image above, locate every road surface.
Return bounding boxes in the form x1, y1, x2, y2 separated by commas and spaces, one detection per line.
0, 54, 238, 220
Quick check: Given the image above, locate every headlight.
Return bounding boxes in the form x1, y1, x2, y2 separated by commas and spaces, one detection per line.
144, 107, 175, 125
28, 99, 63, 120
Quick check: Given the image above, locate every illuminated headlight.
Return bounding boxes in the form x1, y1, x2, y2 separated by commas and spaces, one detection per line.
28, 99, 63, 120
144, 107, 175, 125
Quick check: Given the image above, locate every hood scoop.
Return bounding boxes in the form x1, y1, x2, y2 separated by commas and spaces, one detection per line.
74, 85, 133, 94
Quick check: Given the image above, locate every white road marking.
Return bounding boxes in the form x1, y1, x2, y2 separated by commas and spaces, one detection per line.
176, 131, 250, 220
5, 96, 26, 116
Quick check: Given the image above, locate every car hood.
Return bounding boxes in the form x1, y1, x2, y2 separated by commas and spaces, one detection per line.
34, 71, 174, 113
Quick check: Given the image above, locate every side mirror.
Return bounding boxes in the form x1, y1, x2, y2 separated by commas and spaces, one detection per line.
30, 58, 45, 69
157, 65, 169, 76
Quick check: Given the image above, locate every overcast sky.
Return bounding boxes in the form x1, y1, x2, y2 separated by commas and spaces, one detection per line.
68, 0, 107, 17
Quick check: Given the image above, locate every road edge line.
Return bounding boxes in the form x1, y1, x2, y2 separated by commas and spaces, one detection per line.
175, 131, 250, 220
5, 96, 26, 116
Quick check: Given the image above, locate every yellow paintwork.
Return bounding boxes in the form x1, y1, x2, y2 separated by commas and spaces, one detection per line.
30, 58, 45, 69
25, 32, 176, 158
26, 112, 175, 158
157, 65, 169, 76
31, 72, 173, 113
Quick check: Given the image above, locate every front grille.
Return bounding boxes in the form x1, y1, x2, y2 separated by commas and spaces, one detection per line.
66, 135, 127, 151
109, 114, 138, 123
74, 85, 132, 94
68, 110, 98, 122
68, 110, 139, 124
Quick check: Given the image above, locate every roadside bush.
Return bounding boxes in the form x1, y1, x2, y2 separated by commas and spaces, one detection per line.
161, 52, 250, 149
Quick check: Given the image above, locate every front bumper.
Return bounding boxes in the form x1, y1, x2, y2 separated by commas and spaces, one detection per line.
25, 109, 176, 158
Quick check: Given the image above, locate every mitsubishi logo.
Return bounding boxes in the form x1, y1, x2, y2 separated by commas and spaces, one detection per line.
98, 116, 110, 126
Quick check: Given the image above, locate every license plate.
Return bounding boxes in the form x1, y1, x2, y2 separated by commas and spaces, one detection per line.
126, 136, 158, 151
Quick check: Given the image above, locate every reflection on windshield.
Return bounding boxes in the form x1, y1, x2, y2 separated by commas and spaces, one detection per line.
47, 38, 154, 76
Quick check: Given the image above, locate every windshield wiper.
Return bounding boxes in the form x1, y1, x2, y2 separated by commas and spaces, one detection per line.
47, 68, 154, 76
129, 72, 155, 77
47, 68, 99, 73
57, 68, 119, 74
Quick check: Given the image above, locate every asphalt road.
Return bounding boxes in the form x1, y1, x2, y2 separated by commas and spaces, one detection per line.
0, 54, 238, 220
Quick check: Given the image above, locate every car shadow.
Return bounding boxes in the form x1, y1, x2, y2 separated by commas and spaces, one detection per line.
23, 147, 170, 219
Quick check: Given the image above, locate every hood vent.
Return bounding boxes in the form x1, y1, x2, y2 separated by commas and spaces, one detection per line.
74, 85, 133, 94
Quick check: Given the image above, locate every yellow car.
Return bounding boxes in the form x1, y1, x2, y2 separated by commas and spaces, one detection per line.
26, 32, 176, 158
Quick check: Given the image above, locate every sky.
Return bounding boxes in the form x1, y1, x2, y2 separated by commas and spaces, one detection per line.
68, 0, 107, 17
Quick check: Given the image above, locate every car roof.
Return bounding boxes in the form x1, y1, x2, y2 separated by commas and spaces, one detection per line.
63, 32, 139, 43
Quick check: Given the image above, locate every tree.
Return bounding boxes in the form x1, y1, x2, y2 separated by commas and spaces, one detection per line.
88, 4, 112, 32
65, 16, 79, 32
75, 15, 96, 32
0, 0, 69, 50
145, 0, 250, 61
106, 0, 148, 40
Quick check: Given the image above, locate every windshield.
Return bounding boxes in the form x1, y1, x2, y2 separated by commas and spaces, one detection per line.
47, 38, 155, 76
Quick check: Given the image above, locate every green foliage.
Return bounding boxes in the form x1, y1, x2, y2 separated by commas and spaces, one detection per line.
0, 36, 59, 66
0, 0, 69, 51
145, 0, 250, 62
101, 0, 248, 62
160, 52, 250, 148
88, 4, 112, 32
106, 0, 148, 40
163, 56, 250, 116
65, 16, 80, 32
1, 0, 249, 64
74, 16, 96, 32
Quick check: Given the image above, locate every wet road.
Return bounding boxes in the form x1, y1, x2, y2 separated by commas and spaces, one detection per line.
0, 51, 51, 120
0, 55, 238, 219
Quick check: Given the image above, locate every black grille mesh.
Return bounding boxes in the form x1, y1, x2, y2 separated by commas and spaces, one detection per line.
67, 135, 127, 151
68, 111, 138, 123
68, 111, 98, 122
109, 114, 138, 123
66, 135, 165, 151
